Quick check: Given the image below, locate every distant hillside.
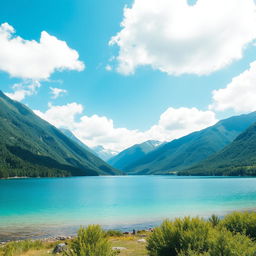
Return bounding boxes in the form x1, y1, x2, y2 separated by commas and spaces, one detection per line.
125, 112, 256, 174
180, 121, 256, 176
60, 128, 94, 154
108, 140, 162, 170
60, 129, 117, 161
0, 91, 120, 178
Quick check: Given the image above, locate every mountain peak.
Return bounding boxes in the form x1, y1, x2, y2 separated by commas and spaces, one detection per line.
108, 140, 162, 170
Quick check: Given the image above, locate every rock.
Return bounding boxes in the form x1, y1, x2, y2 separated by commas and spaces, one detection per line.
112, 247, 127, 251
57, 236, 67, 241
137, 239, 146, 243
53, 243, 67, 254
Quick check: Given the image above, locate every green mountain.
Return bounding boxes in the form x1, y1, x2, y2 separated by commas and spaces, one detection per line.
180, 121, 256, 176
125, 112, 256, 174
0, 91, 120, 178
61, 129, 116, 161
108, 140, 162, 170
60, 128, 94, 154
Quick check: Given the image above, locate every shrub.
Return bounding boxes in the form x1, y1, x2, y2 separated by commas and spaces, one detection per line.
222, 211, 256, 239
208, 214, 220, 227
147, 215, 256, 256
208, 228, 256, 256
105, 229, 123, 237
147, 217, 211, 256
66, 225, 116, 256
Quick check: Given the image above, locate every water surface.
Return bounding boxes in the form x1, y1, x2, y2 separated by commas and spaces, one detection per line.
1, 176, 256, 240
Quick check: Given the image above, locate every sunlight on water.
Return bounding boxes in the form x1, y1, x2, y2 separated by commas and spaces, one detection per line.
1, 176, 256, 240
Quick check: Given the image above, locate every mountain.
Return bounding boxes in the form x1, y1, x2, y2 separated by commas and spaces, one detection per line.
60, 129, 116, 161
60, 128, 94, 154
0, 91, 120, 178
92, 145, 117, 161
125, 112, 256, 174
108, 140, 162, 170
179, 121, 256, 176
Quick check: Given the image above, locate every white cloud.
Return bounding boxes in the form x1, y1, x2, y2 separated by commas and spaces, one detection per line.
210, 61, 256, 113
34, 103, 217, 152
110, 0, 256, 75
5, 81, 41, 101
50, 87, 67, 99
34, 102, 83, 129
146, 107, 217, 142
0, 22, 85, 80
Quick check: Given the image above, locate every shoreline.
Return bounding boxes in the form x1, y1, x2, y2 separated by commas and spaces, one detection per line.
1, 208, 256, 243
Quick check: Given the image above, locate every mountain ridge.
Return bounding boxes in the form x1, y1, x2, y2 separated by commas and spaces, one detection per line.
124, 112, 256, 174
108, 140, 162, 170
0, 91, 120, 178
179, 121, 256, 176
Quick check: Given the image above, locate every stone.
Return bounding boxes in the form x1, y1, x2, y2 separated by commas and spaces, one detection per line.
137, 238, 146, 243
112, 246, 127, 251
53, 243, 67, 254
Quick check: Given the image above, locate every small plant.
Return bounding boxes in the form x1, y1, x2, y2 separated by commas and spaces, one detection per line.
66, 225, 116, 256
105, 229, 124, 237
208, 214, 220, 227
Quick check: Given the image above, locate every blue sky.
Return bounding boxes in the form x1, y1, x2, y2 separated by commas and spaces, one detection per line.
1, 0, 256, 152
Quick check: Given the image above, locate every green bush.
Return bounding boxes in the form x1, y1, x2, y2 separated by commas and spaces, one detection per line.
208, 214, 220, 227
222, 211, 256, 239
66, 225, 116, 256
147, 215, 256, 256
147, 217, 211, 256
105, 229, 123, 237
208, 229, 256, 256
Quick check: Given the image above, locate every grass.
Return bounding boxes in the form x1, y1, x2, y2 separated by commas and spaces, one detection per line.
0, 234, 148, 256
110, 235, 147, 256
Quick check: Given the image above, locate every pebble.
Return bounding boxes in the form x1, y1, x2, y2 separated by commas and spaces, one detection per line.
112, 246, 127, 251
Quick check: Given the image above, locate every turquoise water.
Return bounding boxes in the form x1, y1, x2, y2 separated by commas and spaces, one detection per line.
1, 176, 256, 240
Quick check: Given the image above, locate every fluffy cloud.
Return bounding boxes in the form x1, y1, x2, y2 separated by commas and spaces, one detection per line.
0, 22, 84, 80
34, 103, 217, 152
210, 61, 256, 113
34, 102, 83, 129
5, 81, 41, 101
110, 0, 256, 75
146, 107, 217, 142
50, 87, 67, 99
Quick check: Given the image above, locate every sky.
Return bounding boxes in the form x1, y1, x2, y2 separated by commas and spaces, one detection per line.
1, 0, 256, 153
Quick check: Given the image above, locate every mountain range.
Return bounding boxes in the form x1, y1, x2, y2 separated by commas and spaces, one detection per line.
108, 140, 162, 170
122, 112, 256, 174
0, 91, 120, 178
180, 121, 256, 176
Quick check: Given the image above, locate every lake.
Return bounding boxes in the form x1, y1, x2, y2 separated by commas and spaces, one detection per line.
1, 176, 256, 241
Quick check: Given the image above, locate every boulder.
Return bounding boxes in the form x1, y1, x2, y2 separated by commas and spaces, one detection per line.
53, 243, 67, 254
